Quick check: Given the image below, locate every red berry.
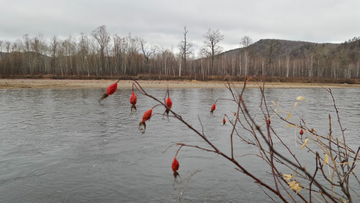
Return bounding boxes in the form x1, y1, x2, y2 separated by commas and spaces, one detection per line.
130, 91, 137, 105
142, 108, 152, 122
210, 103, 216, 112
266, 119, 271, 125
172, 158, 179, 172
139, 108, 153, 133
165, 97, 172, 109
300, 129, 304, 135
106, 82, 118, 95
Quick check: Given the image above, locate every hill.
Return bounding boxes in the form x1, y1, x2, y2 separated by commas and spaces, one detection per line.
223, 39, 340, 58
216, 38, 360, 79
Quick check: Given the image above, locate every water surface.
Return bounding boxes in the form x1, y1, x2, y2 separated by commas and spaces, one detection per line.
0, 87, 359, 202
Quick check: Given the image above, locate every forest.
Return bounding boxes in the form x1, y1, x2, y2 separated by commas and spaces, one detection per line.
1, 25, 360, 82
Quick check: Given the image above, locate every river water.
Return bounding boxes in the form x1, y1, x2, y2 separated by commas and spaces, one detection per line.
0, 86, 359, 202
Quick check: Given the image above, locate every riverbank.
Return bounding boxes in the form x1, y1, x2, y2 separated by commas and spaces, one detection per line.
1, 79, 360, 89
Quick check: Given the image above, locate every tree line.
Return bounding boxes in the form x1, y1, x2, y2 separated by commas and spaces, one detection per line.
1, 25, 360, 80
0, 25, 223, 79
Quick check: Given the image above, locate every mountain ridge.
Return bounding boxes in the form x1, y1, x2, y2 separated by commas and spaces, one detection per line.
222, 38, 344, 59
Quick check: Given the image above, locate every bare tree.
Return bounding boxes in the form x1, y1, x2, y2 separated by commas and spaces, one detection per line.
62, 36, 76, 75
240, 36, 252, 48
30, 35, 41, 75
30, 33, 49, 74
92, 25, 111, 75
265, 40, 279, 75
112, 34, 124, 75
286, 54, 290, 77
240, 36, 252, 76
9, 40, 23, 75
140, 38, 157, 73
178, 26, 193, 76
124, 33, 140, 75
78, 33, 90, 76
313, 45, 331, 78
50, 35, 60, 74
0, 41, 11, 75
114, 35, 128, 75
202, 28, 224, 71
22, 34, 32, 74
5, 41, 11, 53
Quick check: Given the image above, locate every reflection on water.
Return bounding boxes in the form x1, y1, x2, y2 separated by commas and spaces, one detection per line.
0, 87, 359, 202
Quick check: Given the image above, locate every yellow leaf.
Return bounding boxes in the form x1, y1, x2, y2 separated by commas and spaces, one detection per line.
296, 96, 306, 101
288, 181, 301, 193
283, 174, 293, 181
288, 181, 296, 188
340, 198, 347, 203
301, 138, 309, 149
286, 112, 291, 120
324, 154, 329, 165
294, 102, 298, 107
294, 183, 302, 194
286, 124, 295, 127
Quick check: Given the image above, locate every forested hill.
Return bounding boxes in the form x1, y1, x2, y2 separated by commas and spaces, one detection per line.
218, 38, 360, 79
224, 39, 334, 58
222, 38, 360, 59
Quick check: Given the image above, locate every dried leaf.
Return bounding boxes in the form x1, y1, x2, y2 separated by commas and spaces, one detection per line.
294, 183, 302, 194
340, 199, 347, 203
324, 154, 329, 165
294, 102, 298, 107
283, 174, 293, 181
301, 138, 309, 149
286, 112, 291, 120
286, 124, 295, 127
296, 96, 306, 101
288, 181, 296, 188
288, 181, 301, 193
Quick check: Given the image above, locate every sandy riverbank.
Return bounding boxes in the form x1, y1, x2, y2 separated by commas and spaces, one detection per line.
1, 79, 359, 89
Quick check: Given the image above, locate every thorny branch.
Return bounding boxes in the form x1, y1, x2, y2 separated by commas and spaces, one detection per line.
131, 76, 359, 202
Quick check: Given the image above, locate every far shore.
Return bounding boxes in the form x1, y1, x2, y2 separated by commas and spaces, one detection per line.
1, 79, 360, 89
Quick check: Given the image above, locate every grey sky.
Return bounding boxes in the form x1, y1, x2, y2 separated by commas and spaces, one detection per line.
1, 0, 359, 55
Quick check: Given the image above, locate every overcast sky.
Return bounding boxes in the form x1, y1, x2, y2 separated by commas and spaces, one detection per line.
1, 0, 359, 55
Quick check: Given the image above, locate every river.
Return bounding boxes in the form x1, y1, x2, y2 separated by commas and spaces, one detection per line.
0, 87, 359, 202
